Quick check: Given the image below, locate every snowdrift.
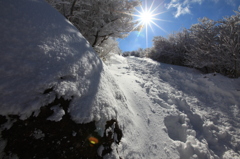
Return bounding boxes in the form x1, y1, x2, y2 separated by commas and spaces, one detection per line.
0, 0, 125, 126
0, 0, 127, 158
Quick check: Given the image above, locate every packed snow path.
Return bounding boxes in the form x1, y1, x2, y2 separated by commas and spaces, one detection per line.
108, 55, 240, 159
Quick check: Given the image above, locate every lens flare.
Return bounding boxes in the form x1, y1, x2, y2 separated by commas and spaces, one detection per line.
88, 136, 99, 145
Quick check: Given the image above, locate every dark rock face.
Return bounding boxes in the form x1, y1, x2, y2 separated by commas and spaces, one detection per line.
1, 97, 122, 159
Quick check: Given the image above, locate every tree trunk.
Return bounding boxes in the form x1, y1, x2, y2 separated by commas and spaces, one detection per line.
92, 31, 99, 47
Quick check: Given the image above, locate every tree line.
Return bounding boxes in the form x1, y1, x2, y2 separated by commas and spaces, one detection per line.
124, 7, 240, 78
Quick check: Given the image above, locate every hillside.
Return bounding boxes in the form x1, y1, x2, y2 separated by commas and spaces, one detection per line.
0, 0, 240, 158
108, 55, 240, 159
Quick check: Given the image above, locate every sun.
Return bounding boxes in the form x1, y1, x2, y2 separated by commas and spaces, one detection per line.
130, 0, 167, 47
134, 1, 166, 31
135, 3, 160, 28
139, 10, 153, 24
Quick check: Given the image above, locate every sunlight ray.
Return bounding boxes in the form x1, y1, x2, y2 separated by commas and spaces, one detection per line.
148, 21, 155, 33
151, 21, 168, 34
122, 0, 169, 47
152, 11, 166, 17
149, 0, 155, 11
151, 1, 163, 14
146, 23, 148, 47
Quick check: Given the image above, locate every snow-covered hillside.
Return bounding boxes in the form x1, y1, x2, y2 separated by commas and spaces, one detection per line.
0, 0, 240, 158
108, 55, 240, 159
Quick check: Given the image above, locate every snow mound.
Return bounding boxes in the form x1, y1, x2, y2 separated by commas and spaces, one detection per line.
109, 54, 128, 65
0, 0, 125, 134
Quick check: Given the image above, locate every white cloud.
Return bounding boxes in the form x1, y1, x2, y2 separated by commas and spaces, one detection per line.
166, 0, 238, 18
166, 0, 204, 18
225, 0, 237, 7
184, 0, 204, 5
211, 0, 219, 3
175, 4, 191, 17
210, 0, 237, 5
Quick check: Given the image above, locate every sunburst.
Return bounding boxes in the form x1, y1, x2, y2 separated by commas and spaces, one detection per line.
132, 0, 167, 47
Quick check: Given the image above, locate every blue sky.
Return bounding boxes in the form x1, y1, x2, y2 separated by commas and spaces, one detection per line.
119, 0, 240, 52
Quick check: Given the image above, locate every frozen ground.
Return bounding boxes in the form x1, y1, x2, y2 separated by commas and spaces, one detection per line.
108, 55, 240, 159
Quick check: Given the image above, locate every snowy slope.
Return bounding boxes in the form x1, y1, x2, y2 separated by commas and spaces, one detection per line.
1, 0, 240, 158
108, 55, 240, 159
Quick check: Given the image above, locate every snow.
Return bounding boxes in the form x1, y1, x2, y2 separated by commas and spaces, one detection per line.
47, 105, 65, 122
0, 0, 240, 158
108, 55, 240, 158
32, 129, 45, 140
0, 0, 124, 134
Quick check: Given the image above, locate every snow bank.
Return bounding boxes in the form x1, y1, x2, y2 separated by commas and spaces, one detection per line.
0, 0, 125, 135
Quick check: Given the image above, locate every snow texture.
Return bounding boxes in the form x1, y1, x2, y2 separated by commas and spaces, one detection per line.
47, 105, 65, 122
108, 55, 240, 159
0, 0, 126, 136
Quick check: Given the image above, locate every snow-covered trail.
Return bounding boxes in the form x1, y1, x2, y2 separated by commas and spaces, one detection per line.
108, 56, 179, 158
108, 55, 240, 159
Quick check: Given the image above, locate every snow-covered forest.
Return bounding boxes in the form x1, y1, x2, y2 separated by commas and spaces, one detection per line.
123, 8, 240, 78
0, 0, 240, 159
47, 0, 240, 78
46, 0, 141, 60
